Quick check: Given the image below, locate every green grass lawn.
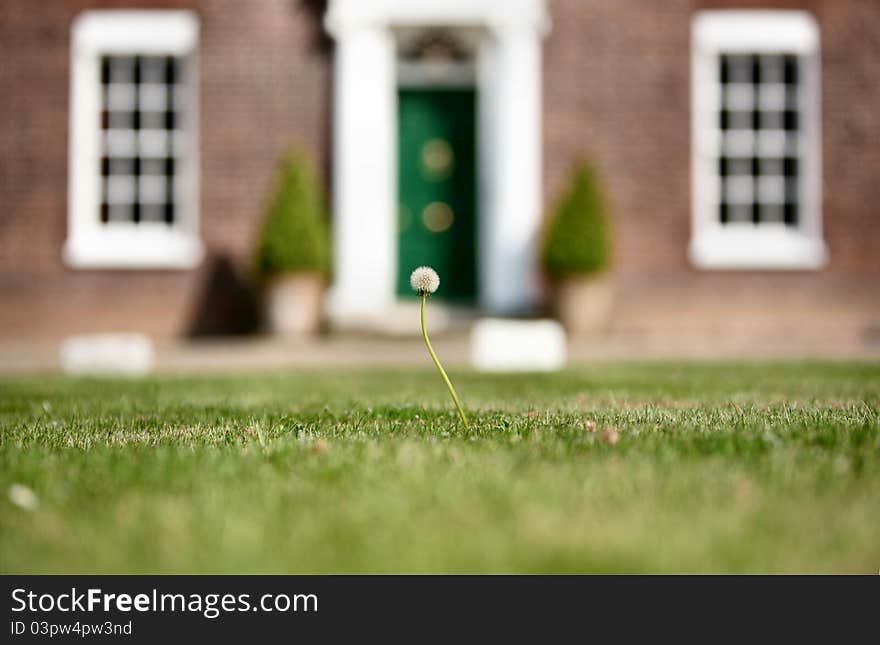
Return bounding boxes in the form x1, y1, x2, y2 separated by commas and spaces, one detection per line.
1, 362, 878, 573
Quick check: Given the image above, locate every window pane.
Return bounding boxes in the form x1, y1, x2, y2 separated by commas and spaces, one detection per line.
99, 55, 185, 226
716, 52, 801, 227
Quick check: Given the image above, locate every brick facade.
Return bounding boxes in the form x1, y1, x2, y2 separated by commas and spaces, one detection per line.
0, 0, 330, 338
543, 0, 880, 347
1, 0, 878, 345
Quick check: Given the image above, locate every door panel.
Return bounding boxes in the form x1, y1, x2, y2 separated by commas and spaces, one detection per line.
397, 88, 476, 303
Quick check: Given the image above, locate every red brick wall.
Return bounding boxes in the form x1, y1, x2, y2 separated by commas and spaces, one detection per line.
543, 0, 880, 344
0, 0, 878, 344
0, 0, 330, 338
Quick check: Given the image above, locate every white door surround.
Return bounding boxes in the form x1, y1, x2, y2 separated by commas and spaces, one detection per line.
324, 0, 549, 326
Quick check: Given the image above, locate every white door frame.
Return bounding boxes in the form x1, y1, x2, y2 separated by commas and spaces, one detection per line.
325, 0, 549, 325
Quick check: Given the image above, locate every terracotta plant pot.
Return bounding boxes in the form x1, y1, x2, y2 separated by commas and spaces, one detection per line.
264, 273, 325, 336
553, 274, 614, 336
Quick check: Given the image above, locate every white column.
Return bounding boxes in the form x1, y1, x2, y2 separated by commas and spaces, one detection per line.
326, 23, 396, 322
480, 21, 543, 315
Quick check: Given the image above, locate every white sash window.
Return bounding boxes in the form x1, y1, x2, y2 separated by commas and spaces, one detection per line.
66, 11, 202, 268
690, 11, 825, 269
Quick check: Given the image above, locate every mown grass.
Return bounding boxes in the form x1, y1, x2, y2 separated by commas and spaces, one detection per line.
1, 362, 878, 573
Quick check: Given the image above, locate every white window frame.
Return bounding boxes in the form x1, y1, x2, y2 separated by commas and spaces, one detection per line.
65, 10, 202, 269
690, 11, 826, 270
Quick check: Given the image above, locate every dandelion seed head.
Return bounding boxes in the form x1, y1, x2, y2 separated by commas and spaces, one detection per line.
410, 266, 440, 295
8, 483, 39, 511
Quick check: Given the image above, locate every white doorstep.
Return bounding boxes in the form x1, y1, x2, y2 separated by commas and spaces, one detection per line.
470, 318, 566, 372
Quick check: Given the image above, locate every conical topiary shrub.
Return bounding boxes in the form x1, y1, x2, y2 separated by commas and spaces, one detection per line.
256, 150, 330, 335
542, 160, 614, 335
256, 150, 330, 278
542, 160, 611, 279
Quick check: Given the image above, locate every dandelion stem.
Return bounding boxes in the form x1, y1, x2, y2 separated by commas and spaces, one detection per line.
420, 293, 469, 428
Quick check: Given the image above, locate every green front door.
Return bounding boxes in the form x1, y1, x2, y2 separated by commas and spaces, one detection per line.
396, 88, 476, 303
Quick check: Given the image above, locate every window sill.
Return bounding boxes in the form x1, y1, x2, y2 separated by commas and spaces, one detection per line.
63, 227, 204, 269
689, 227, 827, 270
